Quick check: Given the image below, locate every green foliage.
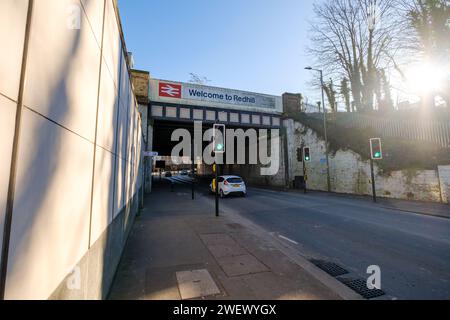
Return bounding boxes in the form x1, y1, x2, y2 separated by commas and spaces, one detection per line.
377, 69, 394, 112
408, 0, 450, 107
292, 114, 450, 172
322, 79, 337, 112
408, 0, 450, 60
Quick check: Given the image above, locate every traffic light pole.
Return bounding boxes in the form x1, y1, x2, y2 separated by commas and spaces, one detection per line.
303, 161, 307, 194
370, 158, 377, 202
369, 138, 382, 203
191, 137, 195, 200
215, 162, 219, 217
213, 123, 225, 217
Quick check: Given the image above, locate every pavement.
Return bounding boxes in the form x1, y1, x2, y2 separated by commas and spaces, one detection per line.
376, 197, 450, 219
109, 176, 450, 300
255, 185, 450, 219
108, 180, 358, 300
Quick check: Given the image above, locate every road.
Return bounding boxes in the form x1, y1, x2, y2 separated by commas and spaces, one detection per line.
168, 175, 450, 299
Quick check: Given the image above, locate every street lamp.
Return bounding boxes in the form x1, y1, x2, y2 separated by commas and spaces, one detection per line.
305, 67, 331, 192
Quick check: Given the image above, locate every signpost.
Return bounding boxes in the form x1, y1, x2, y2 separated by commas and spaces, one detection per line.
143, 151, 158, 157
191, 137, 195, 200
369, 138, 383, 202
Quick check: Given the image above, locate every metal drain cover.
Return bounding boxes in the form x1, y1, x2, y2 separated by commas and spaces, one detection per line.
176, 269, 221, 300
310, 259, 349, 277
338, 277, 385, 299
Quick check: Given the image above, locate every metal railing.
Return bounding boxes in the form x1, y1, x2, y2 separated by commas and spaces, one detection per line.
306, 112, 450, 148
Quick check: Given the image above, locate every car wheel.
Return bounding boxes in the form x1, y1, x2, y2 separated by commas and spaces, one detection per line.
241, 192, 246, 197
220, 190, 225, 198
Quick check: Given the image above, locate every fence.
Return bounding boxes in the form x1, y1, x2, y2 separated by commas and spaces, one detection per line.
306, 112, 450, 148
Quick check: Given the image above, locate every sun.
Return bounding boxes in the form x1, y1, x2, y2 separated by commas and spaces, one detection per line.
405, 62, 447, 95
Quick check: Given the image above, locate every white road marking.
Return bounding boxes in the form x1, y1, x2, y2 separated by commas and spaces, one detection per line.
278, 235, 298, 245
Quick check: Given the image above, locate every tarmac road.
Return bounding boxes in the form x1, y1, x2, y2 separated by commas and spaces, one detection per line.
180, 177, 450, 300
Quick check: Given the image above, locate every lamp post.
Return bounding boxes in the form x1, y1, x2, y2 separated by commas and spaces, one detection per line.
305, 67, 331, 192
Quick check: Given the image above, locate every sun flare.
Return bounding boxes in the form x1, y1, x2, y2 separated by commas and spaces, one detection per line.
405, 62, 447, 94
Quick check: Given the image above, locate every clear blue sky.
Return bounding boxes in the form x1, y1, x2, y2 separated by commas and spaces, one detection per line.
117, 0, 319, 100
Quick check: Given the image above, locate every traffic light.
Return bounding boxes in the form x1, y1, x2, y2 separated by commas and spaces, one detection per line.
297, 148, 302, 162
303, 147, 311, 162
370, 138, 383, 160
213, 124, 226, 154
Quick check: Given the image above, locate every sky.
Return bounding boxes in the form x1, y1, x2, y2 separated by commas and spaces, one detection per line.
117, 0, 320, 101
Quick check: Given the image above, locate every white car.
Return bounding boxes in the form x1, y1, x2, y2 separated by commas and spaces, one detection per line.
210, 175, 247, 198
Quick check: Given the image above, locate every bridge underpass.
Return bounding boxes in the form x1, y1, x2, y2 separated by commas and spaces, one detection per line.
141, 78, 286, 188
151, 119, 286, 187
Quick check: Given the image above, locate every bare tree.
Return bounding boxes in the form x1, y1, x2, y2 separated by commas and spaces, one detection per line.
308, 0, 403, 111
188, 73, 211, 85
340, 77, 352, 112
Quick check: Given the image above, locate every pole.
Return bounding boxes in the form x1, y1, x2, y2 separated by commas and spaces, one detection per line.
303, 160, 307, 194
320, 70, 331, 192
370, 158, 377, 202
191, 137, 195, 200
215, 163, 219, 217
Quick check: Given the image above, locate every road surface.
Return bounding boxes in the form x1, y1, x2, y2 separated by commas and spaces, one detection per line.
169, 176, 450, 299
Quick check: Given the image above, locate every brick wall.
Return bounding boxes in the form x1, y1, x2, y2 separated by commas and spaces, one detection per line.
130, 70, 149, 105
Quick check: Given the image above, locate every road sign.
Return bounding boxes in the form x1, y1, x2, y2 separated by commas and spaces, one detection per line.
144, 151, 159, 157
369, 138, 383, 160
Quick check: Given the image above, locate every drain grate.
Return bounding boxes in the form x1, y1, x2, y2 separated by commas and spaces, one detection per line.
310, 259, 349, 277
338, 277, 385, 299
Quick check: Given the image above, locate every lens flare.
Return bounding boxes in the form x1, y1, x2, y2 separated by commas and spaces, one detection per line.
405, 63, 446, 94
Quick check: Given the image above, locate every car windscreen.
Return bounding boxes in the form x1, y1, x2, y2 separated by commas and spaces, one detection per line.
227, 178, 243, 183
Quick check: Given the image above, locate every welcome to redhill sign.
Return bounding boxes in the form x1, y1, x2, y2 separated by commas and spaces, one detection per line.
154, 80, 278, 110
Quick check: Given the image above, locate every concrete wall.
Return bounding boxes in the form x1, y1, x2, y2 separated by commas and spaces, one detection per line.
0, 0, 143, 299
222, 131, 288, 188
438, 166, 450, 203
284, 119, 450, 203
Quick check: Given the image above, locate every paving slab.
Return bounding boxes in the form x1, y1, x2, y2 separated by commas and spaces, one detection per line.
176, 269, 221, 300
206, 244, 248, 259
108, 182, 345, 300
